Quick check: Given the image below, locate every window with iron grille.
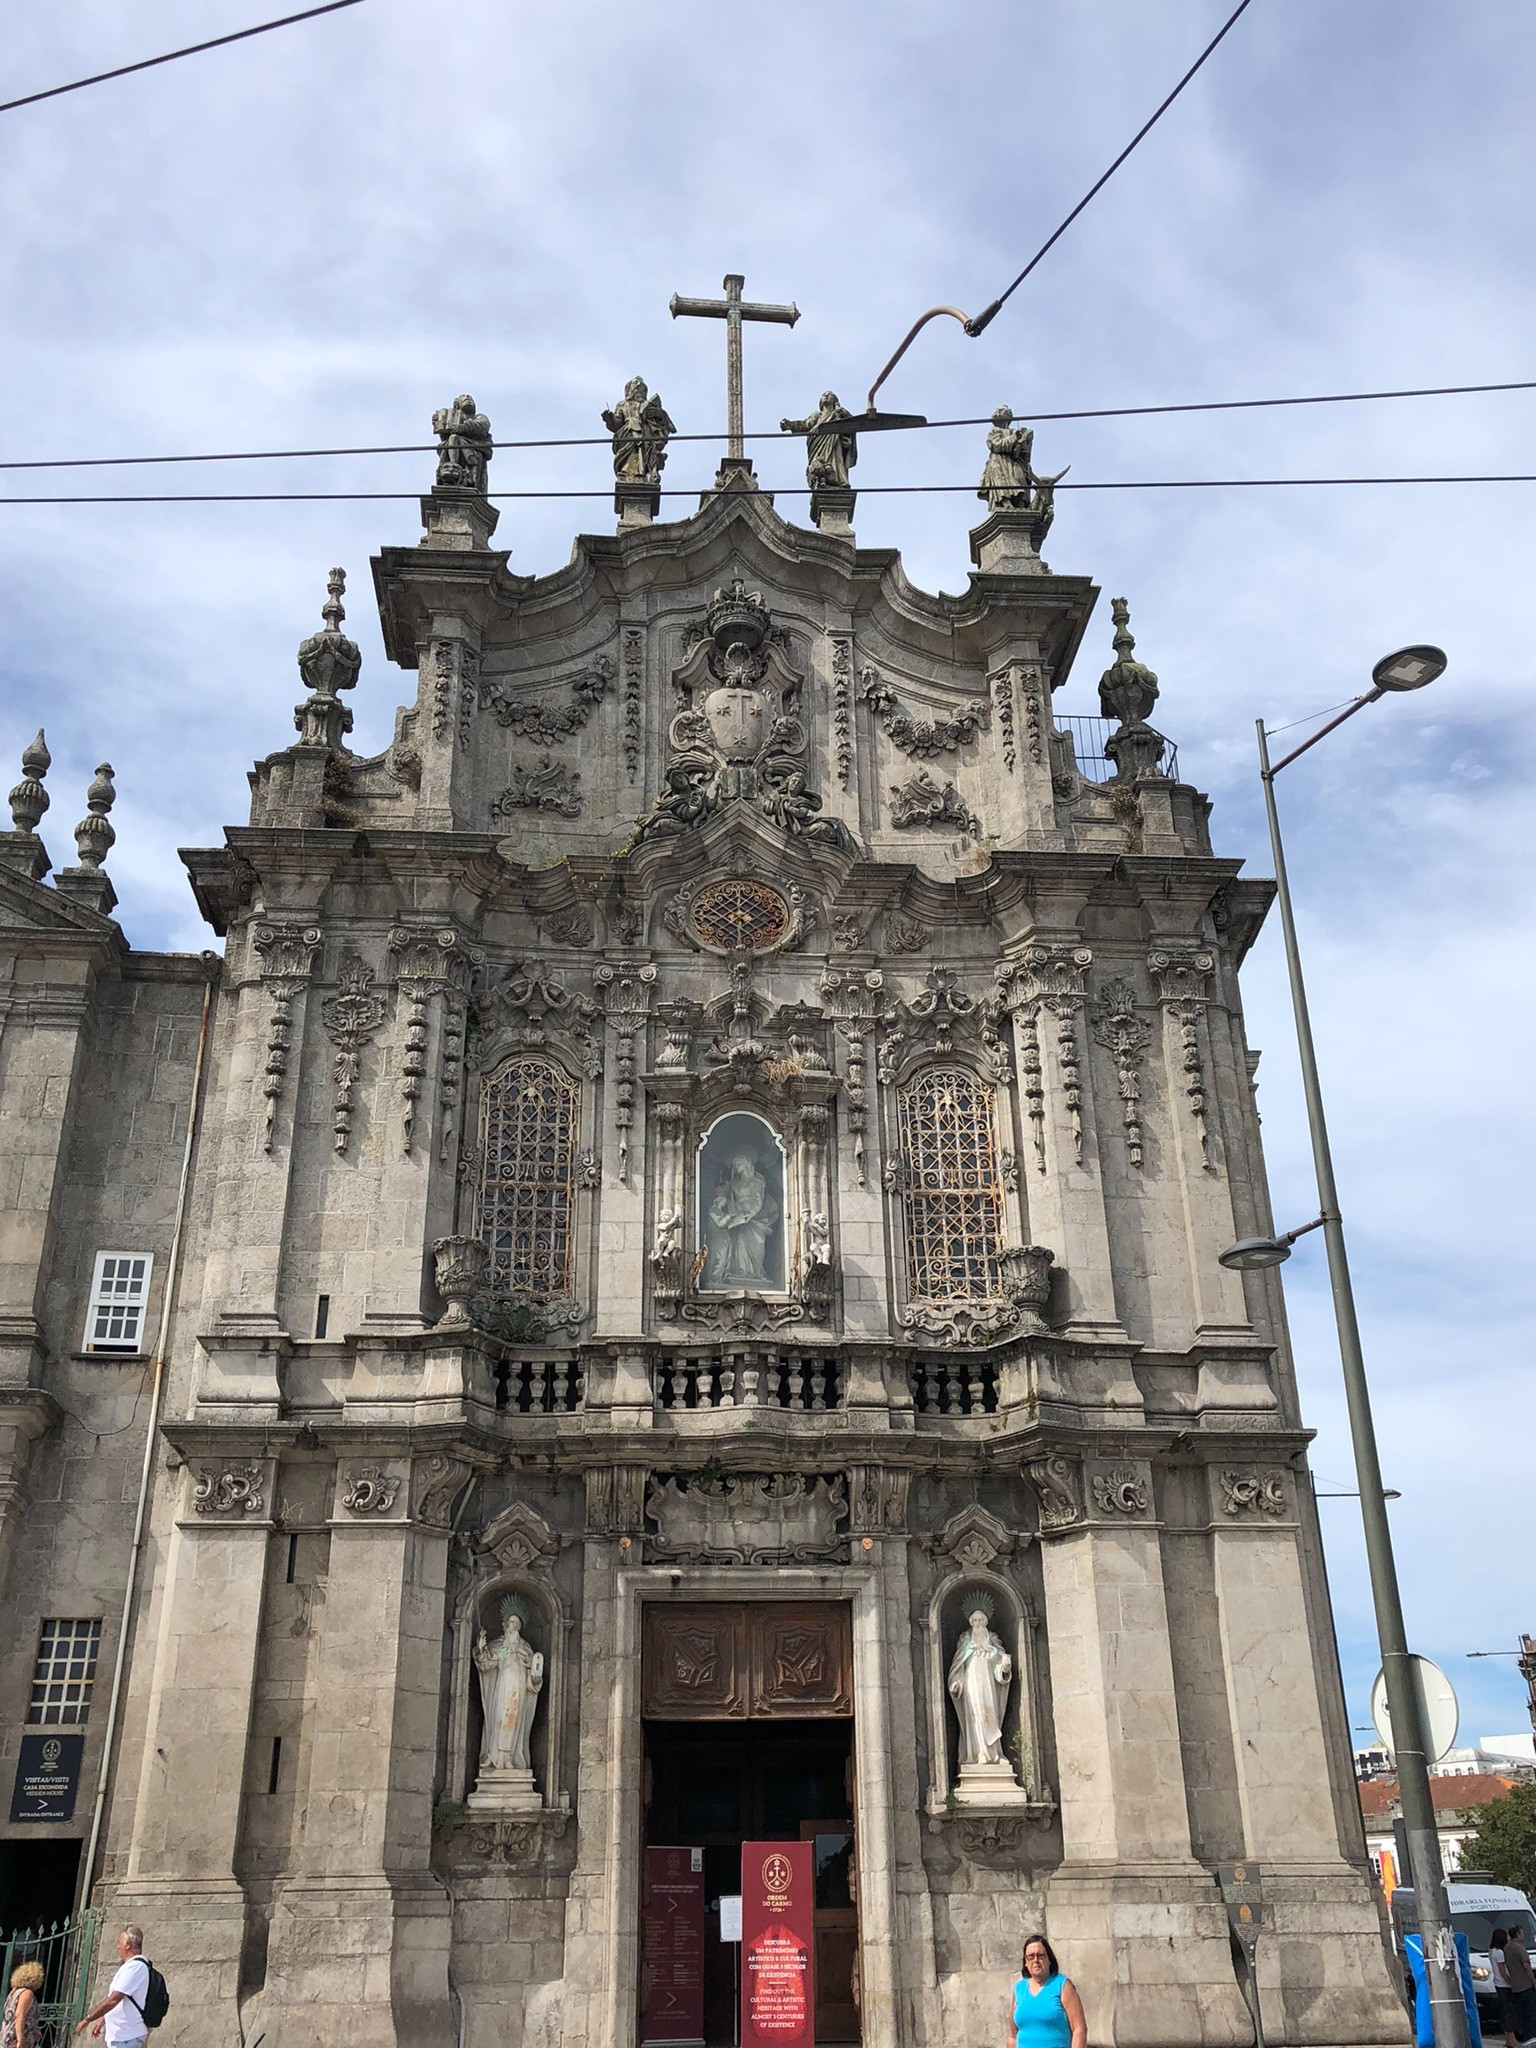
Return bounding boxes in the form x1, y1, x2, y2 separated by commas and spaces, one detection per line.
28, 1617, 104, 1725
897, 1066, 1004, 1301
82, 1250, 154, 1353
476, 1054, 579, 1300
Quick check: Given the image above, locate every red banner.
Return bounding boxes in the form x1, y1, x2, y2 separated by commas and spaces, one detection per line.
641, 1845, 706, 2047
741, 1839, 815, 2048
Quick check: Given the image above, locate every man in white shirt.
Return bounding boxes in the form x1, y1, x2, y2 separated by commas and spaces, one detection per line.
75, 1925, 149, 2044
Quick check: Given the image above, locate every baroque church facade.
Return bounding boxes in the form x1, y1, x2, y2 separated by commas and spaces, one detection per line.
0, 387, 1405, 2048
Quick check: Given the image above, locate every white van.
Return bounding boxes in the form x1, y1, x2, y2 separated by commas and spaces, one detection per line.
1391, 1874, 1536, 2031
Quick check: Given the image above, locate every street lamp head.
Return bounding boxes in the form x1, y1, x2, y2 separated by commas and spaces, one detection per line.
1218, 1234, 1293, 1272
1371, 644, 1447, 694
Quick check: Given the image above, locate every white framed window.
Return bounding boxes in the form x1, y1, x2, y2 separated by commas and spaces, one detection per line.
28, 1617, 104, 1725
82, 1250, 154, 1353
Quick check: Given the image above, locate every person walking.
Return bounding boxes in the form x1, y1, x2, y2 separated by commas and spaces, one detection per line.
1504, 1923, 1536, 2048
74, 1926, 148, 2045
1489, 1929, 1518, 2048
2, 1961, 44, 2048
1012, 1934, 1088, 2048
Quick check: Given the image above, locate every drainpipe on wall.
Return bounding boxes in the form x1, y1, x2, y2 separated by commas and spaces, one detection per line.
78, 952, 220, 1907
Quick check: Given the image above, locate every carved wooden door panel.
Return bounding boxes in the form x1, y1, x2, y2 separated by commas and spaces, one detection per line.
642, 1603, 852, 1719
643, 1605, 748, 1718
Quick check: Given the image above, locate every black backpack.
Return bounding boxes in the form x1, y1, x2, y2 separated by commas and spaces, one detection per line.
126, 1961, 170, 2030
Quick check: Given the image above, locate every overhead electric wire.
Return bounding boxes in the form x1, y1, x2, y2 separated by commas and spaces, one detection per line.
4, 474, 1535, 507
0, 0, 365, 116
2, 376, 1530, 473
964, 0, 1260, 337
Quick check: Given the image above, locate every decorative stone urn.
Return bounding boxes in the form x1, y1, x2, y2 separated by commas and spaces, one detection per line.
998, 1244, 1055, 1329
432, 1235, 490, 1329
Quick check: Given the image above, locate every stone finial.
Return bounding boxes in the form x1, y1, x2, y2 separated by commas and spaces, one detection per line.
1099, 598, 1169, 783
295, 568, 361, 749
73, 764, 116, 869
8, 730, 50, 833
1098, 599, 1160, 725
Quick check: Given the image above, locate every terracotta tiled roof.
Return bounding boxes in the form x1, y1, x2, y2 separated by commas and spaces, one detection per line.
1359, 1774, 1516, 1818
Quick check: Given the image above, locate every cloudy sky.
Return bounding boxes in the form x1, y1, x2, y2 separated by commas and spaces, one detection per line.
4, 1, 1533, 1754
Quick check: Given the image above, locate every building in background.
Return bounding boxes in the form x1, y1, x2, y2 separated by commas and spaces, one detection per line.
0, 391, 1410, 2047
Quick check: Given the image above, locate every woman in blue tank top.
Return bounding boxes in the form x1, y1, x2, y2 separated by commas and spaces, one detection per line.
1013, 1935, 1087, 2048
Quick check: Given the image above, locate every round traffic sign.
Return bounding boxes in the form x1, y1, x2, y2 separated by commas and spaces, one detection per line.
1370, 1657, 1459, 1764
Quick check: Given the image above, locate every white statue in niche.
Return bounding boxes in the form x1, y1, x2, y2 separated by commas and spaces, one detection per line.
947, 1594, 1025, 1803
469, 1601, 545, 1813
699, 1116, 784, 1290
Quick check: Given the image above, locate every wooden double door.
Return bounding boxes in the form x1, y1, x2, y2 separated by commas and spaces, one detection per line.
642, 1603, 860, 2047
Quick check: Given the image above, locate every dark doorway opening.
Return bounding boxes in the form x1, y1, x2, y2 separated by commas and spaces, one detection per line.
0, 1836, 82, 1934
644, 1717, 859, 2047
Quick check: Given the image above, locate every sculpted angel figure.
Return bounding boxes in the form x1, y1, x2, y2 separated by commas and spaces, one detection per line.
651, 1205, 682, 1277
947, 1605, 1013, 1768
977, 405, 1034, 511
432, 394, 493, 492
780, 391, 858, 491
603, 376, 676, 485
705, 1149, 779, 1287
474, 1610, 544, 1775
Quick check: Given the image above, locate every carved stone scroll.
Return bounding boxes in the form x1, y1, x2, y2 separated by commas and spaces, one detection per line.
1089, 1465, 1151, 1518
252, 922, 322, 1151
598, 964, 656, 1182
1150, 946, 1217, 1168
820, 968, 885, 1187
622, 625, 645, 781
989, 665, 1017, 773
831, 634, 854, 788
192, 1462, 266, 1517
389, 927, 481, 1157
1218, 1468, 1287, 1519
995, 947, 1093, 1168
1024, 1452, 1081, 1533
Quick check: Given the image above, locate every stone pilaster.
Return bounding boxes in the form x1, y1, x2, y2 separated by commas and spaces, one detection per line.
195, 920, 321, 1414
0, 952, 100, 1387
110, 1458, 277, 2039
260, 1463, 454, 2048
1205, 1465, 1406, 2044
997, 943, 1127, 1343
1148, 943, 1252, 1340
1029, 1453, 1252, 2047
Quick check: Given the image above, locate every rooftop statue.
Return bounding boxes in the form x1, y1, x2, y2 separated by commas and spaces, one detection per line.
781, 391, 858, 491
978, 405, 1035, 511
603, 376, 676, 487
432, 394, 493, 493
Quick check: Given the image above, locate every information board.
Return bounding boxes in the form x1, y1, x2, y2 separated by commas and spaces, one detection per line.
741, 1840, 814, 2048
641, 1845, 706, 2048
10, 1733, 84, 1822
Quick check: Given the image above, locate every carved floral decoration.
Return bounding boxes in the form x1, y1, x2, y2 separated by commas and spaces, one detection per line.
321, 955, 387, 1155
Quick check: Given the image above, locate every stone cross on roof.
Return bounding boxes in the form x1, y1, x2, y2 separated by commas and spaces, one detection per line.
669, 272, 798, 467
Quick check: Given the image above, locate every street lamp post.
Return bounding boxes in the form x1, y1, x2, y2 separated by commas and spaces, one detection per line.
1230, 645, 1468, 2048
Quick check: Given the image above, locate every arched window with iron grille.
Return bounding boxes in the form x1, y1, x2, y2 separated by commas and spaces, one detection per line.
896, 1065, 1004, 1301
476, 1053, 579, 1300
